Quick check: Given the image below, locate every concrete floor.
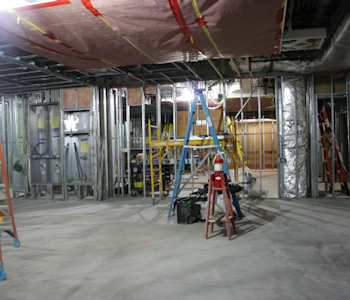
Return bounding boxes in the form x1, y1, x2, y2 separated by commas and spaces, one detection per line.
1, 196, 350, 299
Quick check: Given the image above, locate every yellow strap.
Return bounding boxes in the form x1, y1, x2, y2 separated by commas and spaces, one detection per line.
9, 10, 120, 67
190, 0, 224, 58
99, 16, 112, 27
117, 34, 159, 63
10, 10, 47, 34
96, 10, 158, 63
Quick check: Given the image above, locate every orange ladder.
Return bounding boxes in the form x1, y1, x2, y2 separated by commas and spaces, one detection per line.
0, 140, 21, 281
205, 173, 237, 241
318, 106, 349, 195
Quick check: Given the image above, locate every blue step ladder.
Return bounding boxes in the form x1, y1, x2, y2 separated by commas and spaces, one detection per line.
168, 89, 242, 217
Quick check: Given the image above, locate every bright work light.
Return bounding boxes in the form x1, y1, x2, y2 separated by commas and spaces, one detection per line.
0, 0, 59, 11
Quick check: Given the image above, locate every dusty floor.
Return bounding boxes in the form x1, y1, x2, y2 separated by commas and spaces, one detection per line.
1, 196, 350, 299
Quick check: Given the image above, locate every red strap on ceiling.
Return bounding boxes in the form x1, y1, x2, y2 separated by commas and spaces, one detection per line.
0, 26, 97, 61
43, 33, 87, 56
195, 17, 206, 27
274, 5, 285, 54
81, 0, 103, 17
15, 0, 71, 12
168, 0, 202, 54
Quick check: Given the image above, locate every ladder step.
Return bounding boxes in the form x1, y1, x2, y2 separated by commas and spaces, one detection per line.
208, 213, 225, 222
153, 183, 160, 187
0, 226, 13, 230
150, 125, 158, 129
153, 169, 160, 172
208, 213, 232, 223
0, 205, 9, 209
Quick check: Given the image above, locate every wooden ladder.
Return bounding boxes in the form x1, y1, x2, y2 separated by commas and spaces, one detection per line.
205, 173, 237, 241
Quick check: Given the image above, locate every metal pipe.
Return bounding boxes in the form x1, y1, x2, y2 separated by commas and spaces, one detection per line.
223, 81, 227, 133
172, 83, 177, 181
331, 74, 335, 198
347, 72, 350, 184
294, 77, 299, 198
271, 114, 275, 171
254, 117, 256, 170
258, 83, 262, 194
109, 89, 116, 197
276, 77, 283, 198
103, 88, 109, 199
92, 87, 99, 201
309, 75, 318, 198
205, 81, 209, 135
263, 115, 265, 170
126, 88, 131, 197
240, 78, 245, 196
115, 89, 120, 194
234, 77, 265, 119
141, 86, 146, 197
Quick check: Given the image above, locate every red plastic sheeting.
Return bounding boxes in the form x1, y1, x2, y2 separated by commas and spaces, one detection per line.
0, 0, 285, 70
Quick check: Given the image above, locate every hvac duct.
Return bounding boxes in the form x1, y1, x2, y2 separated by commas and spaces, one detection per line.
280, 76, 308, 198
315, 11, 350, 72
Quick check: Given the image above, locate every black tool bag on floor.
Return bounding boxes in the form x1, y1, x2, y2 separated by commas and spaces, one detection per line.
175, 197, 201, 224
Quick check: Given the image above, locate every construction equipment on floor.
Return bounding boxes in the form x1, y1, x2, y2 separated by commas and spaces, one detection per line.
205, 155, 237, 240
0, 140, 21, 281
318, 105, 349, 195
168, 89, 242, 217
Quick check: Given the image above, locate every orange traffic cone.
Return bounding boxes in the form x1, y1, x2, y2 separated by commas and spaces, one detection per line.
0, 211, 5, 222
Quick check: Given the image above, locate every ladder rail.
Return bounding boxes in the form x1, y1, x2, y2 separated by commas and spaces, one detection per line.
168, 90, 242, 217
0, 140, 19, 242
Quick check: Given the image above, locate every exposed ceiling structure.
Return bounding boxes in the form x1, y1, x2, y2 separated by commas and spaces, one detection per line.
0, 0, 349, 95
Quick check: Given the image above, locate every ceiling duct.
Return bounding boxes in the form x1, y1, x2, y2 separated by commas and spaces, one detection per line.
313, 10, 350, 72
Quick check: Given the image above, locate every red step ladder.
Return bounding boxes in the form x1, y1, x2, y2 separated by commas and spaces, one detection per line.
0, 140, 20, 281
318, 106, 349, 196
205, 173, 237, 240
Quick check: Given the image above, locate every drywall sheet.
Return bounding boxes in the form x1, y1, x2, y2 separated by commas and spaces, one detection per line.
0, 0, 285, 69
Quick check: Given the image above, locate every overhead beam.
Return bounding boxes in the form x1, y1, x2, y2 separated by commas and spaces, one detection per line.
0, 76, 30, 86
246, 57, 253, 78
282, 28, 327, 41
229, 58, 241, 78
0, 50, 95, 87
207, 59, 223, 79
0, 82, 85, 95
182, 62, 203, 81
139, 65, 173, 83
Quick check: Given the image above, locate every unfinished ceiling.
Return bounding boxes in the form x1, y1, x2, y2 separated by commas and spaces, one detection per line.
0, 0, 285, 69
0, 0, 349, 95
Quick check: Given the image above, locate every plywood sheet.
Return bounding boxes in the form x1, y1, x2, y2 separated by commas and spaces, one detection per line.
77, 87, 91, 108
236, 121, 277, 169
315, 75, 346, 94
128, 86, 142, 106
334, 76, 346, 93
64, 88, 76, 109
145, 84, 156, 94
177, 109, 224, 136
